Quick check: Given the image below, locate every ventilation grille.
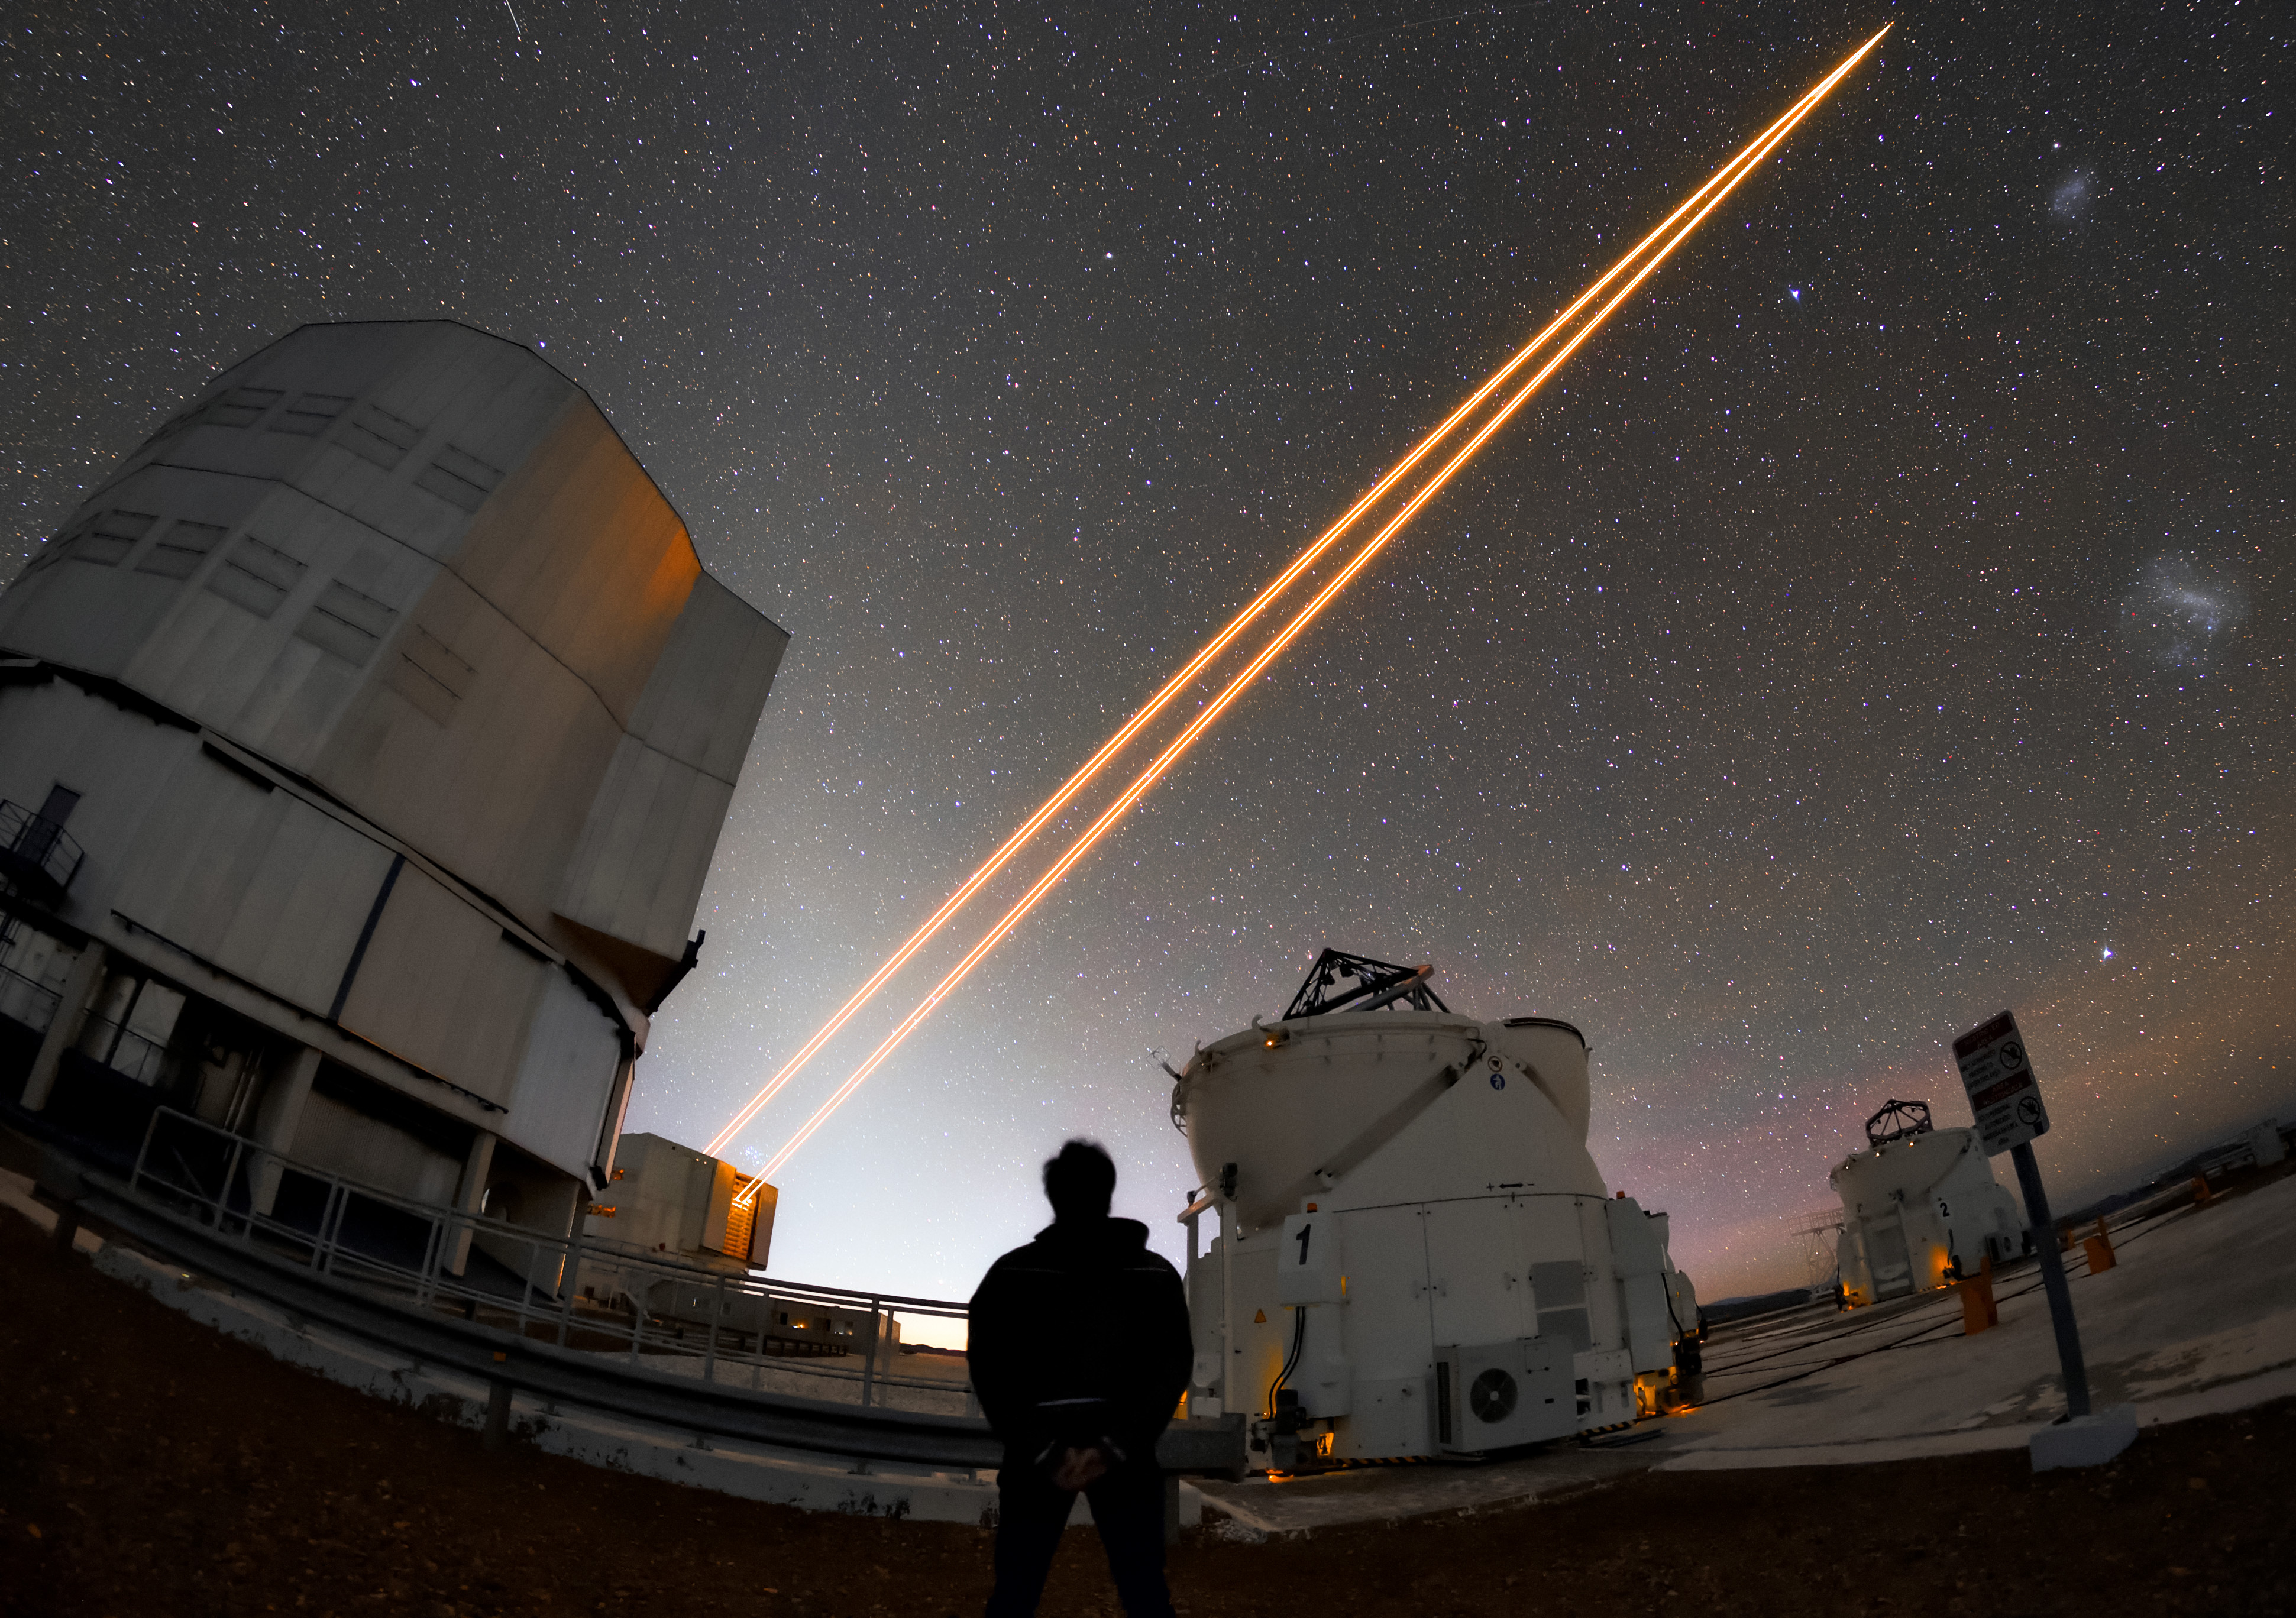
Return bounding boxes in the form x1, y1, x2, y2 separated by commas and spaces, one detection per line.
344, 403, 422, 470
720, 1195, 756, 1264
199, 386, 283, 429
386, 627, 477, 725
205, 536, 307, 619
271, 392, 353, 436
71, 510, 158, 567
136, 519, 228, 580
414, 444, 504, 513
295, 581, 398, 665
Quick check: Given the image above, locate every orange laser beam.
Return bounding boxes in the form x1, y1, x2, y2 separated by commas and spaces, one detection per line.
699, 64, 1838, 1160
735, 27, 1888, 1194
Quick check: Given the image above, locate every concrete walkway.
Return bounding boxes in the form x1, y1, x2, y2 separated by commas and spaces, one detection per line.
1666, 1169, 2296, 1466
1196, 1170, 2296, 1533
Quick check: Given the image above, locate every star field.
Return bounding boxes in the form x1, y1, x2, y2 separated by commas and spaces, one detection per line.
2, 2, 2285, 1301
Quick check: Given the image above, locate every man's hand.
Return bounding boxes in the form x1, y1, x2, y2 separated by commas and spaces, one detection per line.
1051, 1445, 1110, 1491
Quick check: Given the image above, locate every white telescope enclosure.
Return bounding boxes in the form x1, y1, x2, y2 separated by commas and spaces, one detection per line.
1171, 950, 1698, 1467
0, 321, 784, 1261
1831, 1099, 2027, 1306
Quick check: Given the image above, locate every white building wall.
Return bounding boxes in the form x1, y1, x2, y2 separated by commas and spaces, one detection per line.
1178, 1009, 1693, 1460
335, 863, 552, 1108
500, 971, 624, 1176
0, 320, 784, 1203
0, 320, 786, 1024
113, 751, 394, 1018
293, 1082, 464, 1206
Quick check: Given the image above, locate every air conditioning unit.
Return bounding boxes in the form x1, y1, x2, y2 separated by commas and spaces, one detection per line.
1434, 1334, 1577, 1454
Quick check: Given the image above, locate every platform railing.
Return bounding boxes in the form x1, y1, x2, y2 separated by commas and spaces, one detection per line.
0, 962, 62, 1032
0, 800, 85, 896
125, 1107, 975, 1414
76, 1014, 170, 1086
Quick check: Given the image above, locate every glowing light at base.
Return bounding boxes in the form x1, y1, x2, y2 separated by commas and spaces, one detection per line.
726, 27, 1888, 1197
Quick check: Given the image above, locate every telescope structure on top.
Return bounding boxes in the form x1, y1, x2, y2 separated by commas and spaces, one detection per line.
1171, 950, 1700, 1469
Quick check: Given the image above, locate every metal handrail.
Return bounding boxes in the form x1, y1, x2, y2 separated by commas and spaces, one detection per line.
0, 800, 85, 891
569, 1227, 970, 1318
125, 1107, 973, 1411
0, 963, 62, 1032
78, 1015, 170, 1086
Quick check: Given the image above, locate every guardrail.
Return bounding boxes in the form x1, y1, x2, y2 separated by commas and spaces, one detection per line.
0, 962, 61, 1032
128, 1107, 971, 1414
0, 799, 85, 898
85, 1109, 1249, 1480
79, 1014, 170, 1087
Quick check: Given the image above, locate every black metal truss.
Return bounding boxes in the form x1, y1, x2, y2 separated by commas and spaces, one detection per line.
1282, 947, 1449, 1020
1864, 1097, 1933, 1147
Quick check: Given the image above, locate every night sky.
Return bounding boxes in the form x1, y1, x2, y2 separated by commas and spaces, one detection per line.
4, 3, 2286, 1306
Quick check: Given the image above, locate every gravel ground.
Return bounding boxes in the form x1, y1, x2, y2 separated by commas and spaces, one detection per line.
3, 1207, 2292, 1618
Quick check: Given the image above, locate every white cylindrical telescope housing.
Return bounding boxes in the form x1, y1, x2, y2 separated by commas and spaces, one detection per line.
1173, 963, 1696, 1466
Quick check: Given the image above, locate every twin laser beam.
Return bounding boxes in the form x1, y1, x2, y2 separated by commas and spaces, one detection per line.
733, 24, 1887, 1196
723, 27, 1888, 1195
696, 49, 1862, 1162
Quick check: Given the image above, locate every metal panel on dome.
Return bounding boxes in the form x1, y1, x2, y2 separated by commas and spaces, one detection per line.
334, 862, 551, 1107
450, 405, 697, 721
625, 575, 790, 782
549, 575, 788, 959
111, 752, 394, 1021
500, 970, 625, 1174
554, 737, 732, 963
1426, 1201, 1535, 1347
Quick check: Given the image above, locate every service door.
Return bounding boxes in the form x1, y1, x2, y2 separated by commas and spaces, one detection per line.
1518, 1195, 1593, 1352
1335, 1204, 1437, 1385
1422, 1199, 1534, 1350
1865, 1218, 1915, 1299
1331, 1203, 1438, 1462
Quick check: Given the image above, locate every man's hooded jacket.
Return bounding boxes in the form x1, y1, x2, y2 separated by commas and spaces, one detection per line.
968, 1216, 1192, 1471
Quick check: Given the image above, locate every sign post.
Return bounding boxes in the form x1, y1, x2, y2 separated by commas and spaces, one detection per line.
1952, 1010, 2090, 1419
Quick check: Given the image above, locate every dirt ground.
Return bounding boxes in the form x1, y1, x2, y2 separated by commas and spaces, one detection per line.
2, 1209, 2291, 1618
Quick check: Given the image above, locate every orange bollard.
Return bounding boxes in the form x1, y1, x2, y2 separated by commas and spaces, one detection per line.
1960, 1254, 1999, 1336
2083, 1216, 2117, 1275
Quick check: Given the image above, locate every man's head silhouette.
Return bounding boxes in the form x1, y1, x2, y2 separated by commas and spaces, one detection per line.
1043, 1138, 1116, 1225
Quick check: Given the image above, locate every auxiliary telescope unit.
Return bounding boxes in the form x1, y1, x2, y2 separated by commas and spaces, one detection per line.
571, 1134, 896, 1359
1171, 949, 1700, 1471
1830, 1099, 2028, 1306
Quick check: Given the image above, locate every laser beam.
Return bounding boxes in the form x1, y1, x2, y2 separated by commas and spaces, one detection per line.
733, 27, 1889, 1195
698, 66, 1857, 1160
703, 34, 1884, 1165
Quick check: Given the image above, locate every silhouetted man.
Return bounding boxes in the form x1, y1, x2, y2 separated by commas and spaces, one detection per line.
969, 1140, 1192, 1618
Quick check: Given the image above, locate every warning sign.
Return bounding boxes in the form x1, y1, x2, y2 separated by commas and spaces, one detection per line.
1954, 1009, 2049, 1156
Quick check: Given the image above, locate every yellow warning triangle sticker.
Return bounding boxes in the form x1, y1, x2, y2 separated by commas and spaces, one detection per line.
1254, 1309, 1267, 1323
